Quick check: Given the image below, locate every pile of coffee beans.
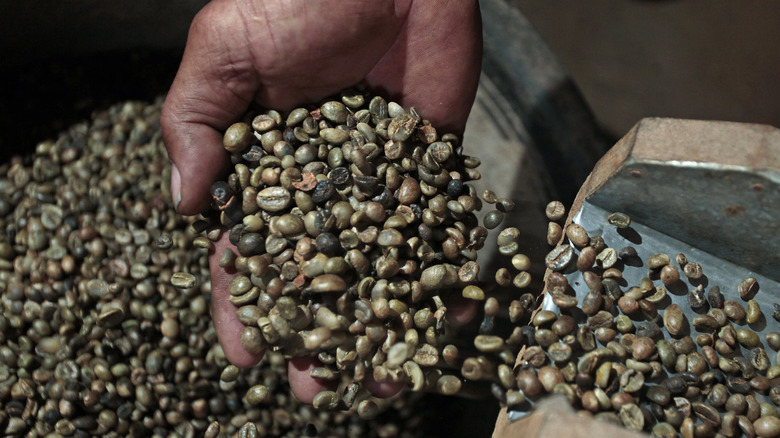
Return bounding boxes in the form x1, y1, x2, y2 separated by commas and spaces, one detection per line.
497, 202, 780, 438
0, 98, 432, 437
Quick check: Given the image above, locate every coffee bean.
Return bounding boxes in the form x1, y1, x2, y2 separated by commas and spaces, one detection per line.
683, 262, 703, 279
737, 329, 761, 348
708, 286, 725, 308
724, 300, 748, 322
540, 201, 565, 222
739, 277, 759, 300
687, 285, 707, 310
256, 186, 292, 212
660, 264, 680, 285
767, 332, 780, 351
310, 275, 347, 293
647, 386, 671, 406
565, 223, 589, 247
633, 337, 656, 361
606, 212, 631, 228
692, 314, 720, 332
754, 416, 780, 438
546, 222, 563, 246
545, 244, 573, 271
483, 210, 503, 229
663, 304, 686, 337
596, 247, 617, 269
223, 122, 254, 153
575, 246, 596, 271
747, 299, 762, 324
474, 335, 504, 353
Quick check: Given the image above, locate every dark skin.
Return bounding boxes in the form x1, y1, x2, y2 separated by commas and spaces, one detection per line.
161, 0, 482, 403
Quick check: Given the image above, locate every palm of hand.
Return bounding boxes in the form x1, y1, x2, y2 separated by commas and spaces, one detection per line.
161, 0, 481, 403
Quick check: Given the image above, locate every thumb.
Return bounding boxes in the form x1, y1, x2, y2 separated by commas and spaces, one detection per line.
160, 108, 229, 215
160, 2, 259, 215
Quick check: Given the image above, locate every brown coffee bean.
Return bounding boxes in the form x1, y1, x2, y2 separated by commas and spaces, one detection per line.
515, 370, 543, 398
457, 261, 479, 283
724, 300, 747, 321
595, 247, 617, 269
546, 222, 563, 246
532, 310, 557, 327
245, 385, 270, 405
647, 386, 671, 406
703, 288, 723, 313
581, 391, 600, 412
693, 402, 721, 427
396, 177, 421, 204
754, 416, 780, 438
240, 326, 265, 355
461, 285, 484, 300
618, 403, 644, 431
481, 209, 503, 229
607, 212, 631, 228
587, 311, 614, 330
537, 366, 565, 393
645, 286, 667, 304
633, 337, 656, 361
545, 201, 566, 221
534, 329, 557, 348
663, 304, 686, 337
737, 329, 761, 348
223, 122, 254, 153
551, 293, 578, 309
692, 314, 719, 332
747, 299, 762, 324
495, 267, 512, 287
709, 308, 728, 327
582, 290, 603, 316
688, 285, 707, 310
739, 277, 759, 300
595, 327, 618, 344
617, 296, 639, 314
767, 332, 780, 351
474, 335, 504, 353
513, 272, 532, 288
545, 244, 573, 271
565, 223, 589, 247
683, 262, 703, 279
547, 342, 573, 363
577, 246, 596, 271
552, 315, 576, 337
660, 264, 680, 285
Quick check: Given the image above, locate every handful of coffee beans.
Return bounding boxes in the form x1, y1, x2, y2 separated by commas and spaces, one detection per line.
193, 88, 524, 408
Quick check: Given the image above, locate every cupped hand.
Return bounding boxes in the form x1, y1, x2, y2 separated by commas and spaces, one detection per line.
161, 0, 482, 403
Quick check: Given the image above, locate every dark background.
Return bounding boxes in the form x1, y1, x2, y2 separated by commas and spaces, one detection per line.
513, 0, 780, 139
3, 0, 779, 159
0, 0, 206, 161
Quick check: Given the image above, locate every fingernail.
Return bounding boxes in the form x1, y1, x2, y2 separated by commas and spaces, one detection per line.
171, 163, 182, 211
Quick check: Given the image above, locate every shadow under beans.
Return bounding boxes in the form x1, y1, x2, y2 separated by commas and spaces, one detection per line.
666, 280, 690, 296
689, 275, 709, 289
617, 227, 643, 245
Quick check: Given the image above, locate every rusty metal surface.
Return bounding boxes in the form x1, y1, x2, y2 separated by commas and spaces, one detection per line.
581, 118, 780, 282
585, 120, 780, 282
587, 161, 780, 280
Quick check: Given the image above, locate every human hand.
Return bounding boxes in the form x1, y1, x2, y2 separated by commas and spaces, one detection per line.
161, 0, 482, 403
